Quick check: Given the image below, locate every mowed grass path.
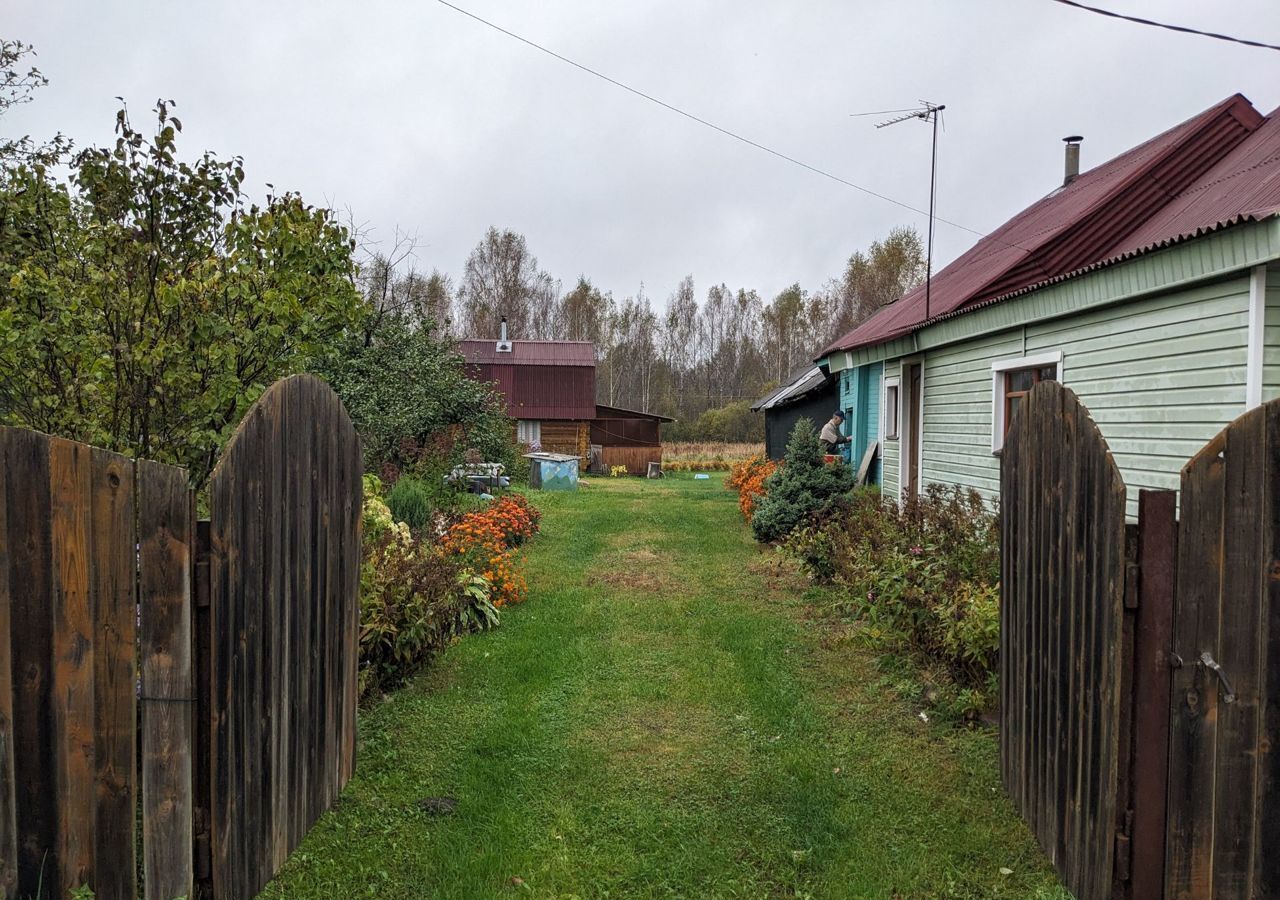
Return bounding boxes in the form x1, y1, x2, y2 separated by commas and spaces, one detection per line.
263, 475, 1066, 899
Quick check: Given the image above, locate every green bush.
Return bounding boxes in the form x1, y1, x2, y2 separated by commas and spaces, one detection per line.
387, 476, 434, 531
359, 478, 500, 699
750, 418, 853, 543
783, 484, 1000, 717
316, 316, 519, 480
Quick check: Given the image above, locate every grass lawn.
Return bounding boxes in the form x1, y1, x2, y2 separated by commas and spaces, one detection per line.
262, 474, 1067, 899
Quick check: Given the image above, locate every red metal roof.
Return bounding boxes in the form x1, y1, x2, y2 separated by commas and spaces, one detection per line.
822, 94, 1280, 358
458, 339, 596, 367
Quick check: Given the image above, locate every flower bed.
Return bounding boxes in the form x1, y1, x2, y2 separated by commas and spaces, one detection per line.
440, 494, 541, 608
359, 479, 541, 698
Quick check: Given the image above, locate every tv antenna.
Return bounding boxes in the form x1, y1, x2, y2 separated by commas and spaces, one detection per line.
853, 101, 946, 319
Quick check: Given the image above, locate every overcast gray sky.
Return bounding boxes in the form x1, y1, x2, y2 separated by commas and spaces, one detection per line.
8, 1, 1280, 307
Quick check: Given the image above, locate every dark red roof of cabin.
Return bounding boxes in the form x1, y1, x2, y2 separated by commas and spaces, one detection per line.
458, 340, 595, 367
459, 339, 597, 420
822, 94, 1280, 357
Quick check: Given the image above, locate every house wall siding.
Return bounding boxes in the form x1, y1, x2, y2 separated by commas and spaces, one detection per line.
881, 360, 900, 495
1264, 266, 1280, 401
840, 361, 883, 482
895, 274, 1252, 516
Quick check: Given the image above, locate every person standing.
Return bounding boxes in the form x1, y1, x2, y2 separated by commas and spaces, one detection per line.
819, 411, 851, 455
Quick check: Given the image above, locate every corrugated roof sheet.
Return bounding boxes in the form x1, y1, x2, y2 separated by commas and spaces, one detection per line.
594, 404, 676, 423
752, 366, 832, 411
458, 339, 596, 367
822, 93, 1280, 358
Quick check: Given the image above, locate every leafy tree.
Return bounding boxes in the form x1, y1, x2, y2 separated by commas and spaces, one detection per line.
0, 100, 363, 484
456, 227, 559, 339
826, 226, 926, 340
0, 38, 66, 164
315, 315, 516, 477
751, 418, 853, 543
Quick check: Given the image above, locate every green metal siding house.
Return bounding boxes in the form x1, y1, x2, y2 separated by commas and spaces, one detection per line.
816, 94, 1280, 516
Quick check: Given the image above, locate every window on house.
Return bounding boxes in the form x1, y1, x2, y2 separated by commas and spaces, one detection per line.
884, 380, 900, 440
990, 352, 1062, 453
1002, 365, 1058, 434
517, 420, 541, 445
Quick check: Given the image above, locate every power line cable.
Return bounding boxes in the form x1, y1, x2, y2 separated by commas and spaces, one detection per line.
1049, 0, 1280, 52
431, 0, 992, 239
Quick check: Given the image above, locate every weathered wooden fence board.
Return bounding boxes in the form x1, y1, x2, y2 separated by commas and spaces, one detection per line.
204, 374, 362, 899
90, 447, 137, 900
0, 436, 16, 897
1166, 399, 1280, 898
140, 460, 195, 900
0, 428, 146, 899
1001, 381, 1128, 900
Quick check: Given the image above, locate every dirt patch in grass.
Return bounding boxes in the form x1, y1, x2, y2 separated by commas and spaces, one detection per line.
586, 548, 674, 594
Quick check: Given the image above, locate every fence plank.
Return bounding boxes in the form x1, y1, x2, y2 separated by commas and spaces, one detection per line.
1000, 380, 1127, 899
90, 449, 137, 900
48, 437, 95, 890
1167, 429, 1226, 898
1212, 405, 1265, 899
207, 374, 362, 899
0, 433, 16, 897
139, 460, 194, 900
1258, 401, 1280, 895
6, 428, 58, 898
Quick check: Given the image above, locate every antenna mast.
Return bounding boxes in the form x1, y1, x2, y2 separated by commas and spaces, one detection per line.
874, 101, 945, 320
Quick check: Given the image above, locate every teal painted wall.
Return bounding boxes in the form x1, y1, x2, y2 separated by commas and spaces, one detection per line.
897, 274, 1254, 517
839, 361, 883, 483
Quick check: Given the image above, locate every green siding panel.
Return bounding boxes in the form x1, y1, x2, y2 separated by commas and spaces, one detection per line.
901, 277, 1252, 517
1265, 267, 1280, 401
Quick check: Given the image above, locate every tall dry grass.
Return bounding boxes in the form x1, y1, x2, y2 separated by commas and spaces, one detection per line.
662, 442, 763, 471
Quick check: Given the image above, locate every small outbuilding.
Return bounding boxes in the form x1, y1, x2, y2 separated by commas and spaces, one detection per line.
589, 405, 674, 475
751, 366, 840, 461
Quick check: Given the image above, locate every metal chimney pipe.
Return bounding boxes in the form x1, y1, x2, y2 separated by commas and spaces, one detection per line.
1063, 135, 1083, 186
499, 317, 508, 342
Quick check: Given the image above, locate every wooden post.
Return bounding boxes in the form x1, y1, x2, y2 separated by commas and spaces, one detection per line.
1128, 490, 1176, 900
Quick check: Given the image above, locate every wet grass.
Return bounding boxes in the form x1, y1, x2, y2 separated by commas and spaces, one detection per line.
261, 474, 1067, 899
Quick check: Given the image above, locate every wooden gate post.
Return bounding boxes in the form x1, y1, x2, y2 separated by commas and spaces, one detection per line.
1127, 490, 1176, 900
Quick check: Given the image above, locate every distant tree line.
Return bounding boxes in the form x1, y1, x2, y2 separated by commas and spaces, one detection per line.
363, 225, 926, 441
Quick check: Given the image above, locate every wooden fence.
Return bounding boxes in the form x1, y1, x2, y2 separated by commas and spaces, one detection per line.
0, 374, 362, 899
1002, 381, 1280, 899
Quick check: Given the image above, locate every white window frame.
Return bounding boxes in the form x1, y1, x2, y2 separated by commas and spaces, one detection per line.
990, 350, 1064, 454
516, 419, 541, 445
882, 376, 901, 441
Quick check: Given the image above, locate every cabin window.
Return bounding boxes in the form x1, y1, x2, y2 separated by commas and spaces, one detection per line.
990, 351, 1063, 453
517, 420, 541, 445
883, 378, 900, 440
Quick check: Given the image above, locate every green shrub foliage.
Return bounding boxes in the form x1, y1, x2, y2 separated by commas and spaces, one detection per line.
784, 485, 1000, 716
316, 316, 517, 480
750, 418, 853, 543
387, 476, 434, 531
0, 101, 363, 486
